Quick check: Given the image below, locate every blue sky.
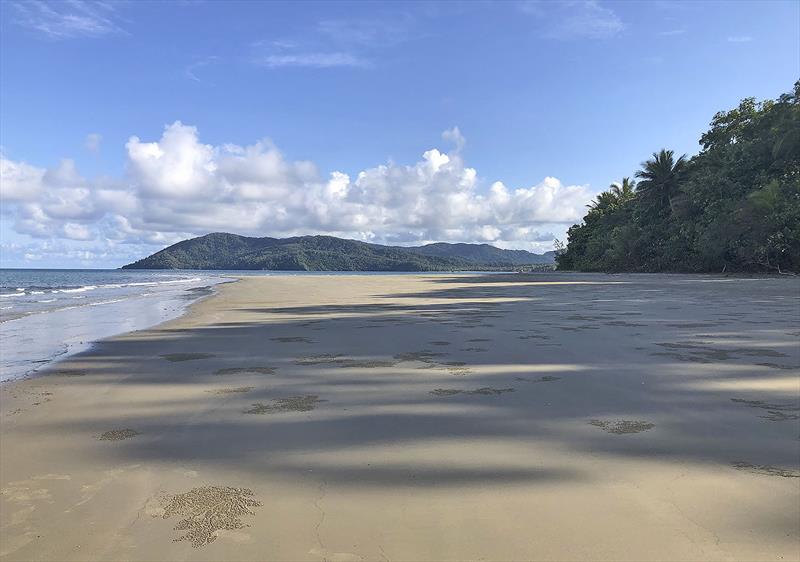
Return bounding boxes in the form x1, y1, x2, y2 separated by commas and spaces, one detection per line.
1, 0, 798, 268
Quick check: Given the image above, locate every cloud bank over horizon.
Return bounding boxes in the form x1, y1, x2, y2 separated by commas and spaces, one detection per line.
1, 122, 593, 266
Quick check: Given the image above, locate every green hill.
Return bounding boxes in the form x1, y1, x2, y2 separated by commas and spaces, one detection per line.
121, 233, 555, 271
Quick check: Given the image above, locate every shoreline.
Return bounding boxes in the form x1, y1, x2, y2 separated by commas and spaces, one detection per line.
0, 278, 235, 384
1, 273, 797, 561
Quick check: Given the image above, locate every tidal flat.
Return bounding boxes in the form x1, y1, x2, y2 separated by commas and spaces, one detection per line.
1, 273, 798, 561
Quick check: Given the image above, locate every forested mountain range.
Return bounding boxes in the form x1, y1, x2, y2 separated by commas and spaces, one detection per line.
122, 233, 555, 271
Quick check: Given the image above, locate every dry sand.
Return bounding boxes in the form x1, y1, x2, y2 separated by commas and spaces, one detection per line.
1, 273, 798, 561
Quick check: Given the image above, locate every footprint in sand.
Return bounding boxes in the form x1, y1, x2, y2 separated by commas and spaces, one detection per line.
161, 353, 216, 362
731, 462, 799, 478
430, 387, 514, 397
270, 337, 313, 343
214, 367, 276, 376
589, 419, 654, 434
158, 486, 262, 547
244, 395, 325, 414
99, 429, 140, 441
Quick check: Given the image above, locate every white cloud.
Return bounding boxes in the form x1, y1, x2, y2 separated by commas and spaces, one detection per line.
658, 28, 687, 36
0, 122, 594, 255
441, 126, 466, 152
11, 0, 124, 40
85, 133, 102, 153
522, 0, 625, 40
255, 52, 368, 69
727, 35, 753, 43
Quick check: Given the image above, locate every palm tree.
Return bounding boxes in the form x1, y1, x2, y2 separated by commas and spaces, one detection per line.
587, 191, 618, 213
609, 177, 636, 202
635, 149, 688, 209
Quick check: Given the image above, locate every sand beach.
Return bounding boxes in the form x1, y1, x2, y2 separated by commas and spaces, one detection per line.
1, 273, 798, 561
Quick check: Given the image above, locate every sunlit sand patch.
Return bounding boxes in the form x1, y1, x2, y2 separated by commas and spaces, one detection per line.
206, 387, 254, 395
98, 429, 140, 441
395, 350, 477, 376
214, 367, 276, 375
732, 462, 800, 478
159, 486, 262, 548
161, 353, 216, 362
430, 387, 514, 396
294, 354, 397, 368
694, 334, 753, 340
589, 420, 655, 434
271, 336, 313, 343
244, 395, 325, 414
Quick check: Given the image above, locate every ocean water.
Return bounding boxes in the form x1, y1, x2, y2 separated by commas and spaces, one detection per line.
0, 269, 232, 382
0, 269, 489, 382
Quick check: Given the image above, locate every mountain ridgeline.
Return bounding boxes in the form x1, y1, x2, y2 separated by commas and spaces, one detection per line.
122, 233, 556, 271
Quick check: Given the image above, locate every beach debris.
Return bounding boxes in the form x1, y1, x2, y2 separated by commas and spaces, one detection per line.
214, 367, 275, 376
160, 486, 262, 547
244, 395, 324, 414
99, 429, 140, 441
589, 419, 655, 434
731, 462, 800, 478
161, 353, 216, 362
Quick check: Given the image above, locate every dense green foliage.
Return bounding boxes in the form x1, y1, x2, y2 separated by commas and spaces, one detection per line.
122, 233, 555, 271
557, 82, 800, 273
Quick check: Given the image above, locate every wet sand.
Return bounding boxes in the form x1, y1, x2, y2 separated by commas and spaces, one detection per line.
1, 273, 798, 561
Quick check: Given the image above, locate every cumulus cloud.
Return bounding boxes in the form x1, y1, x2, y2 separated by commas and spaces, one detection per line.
0, 122, 594, 257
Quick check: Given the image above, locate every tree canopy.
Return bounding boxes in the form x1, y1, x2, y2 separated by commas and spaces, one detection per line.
557, 82, 800, 273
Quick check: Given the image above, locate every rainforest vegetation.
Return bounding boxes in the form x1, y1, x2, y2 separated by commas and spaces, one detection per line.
557, 82, 800, 273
